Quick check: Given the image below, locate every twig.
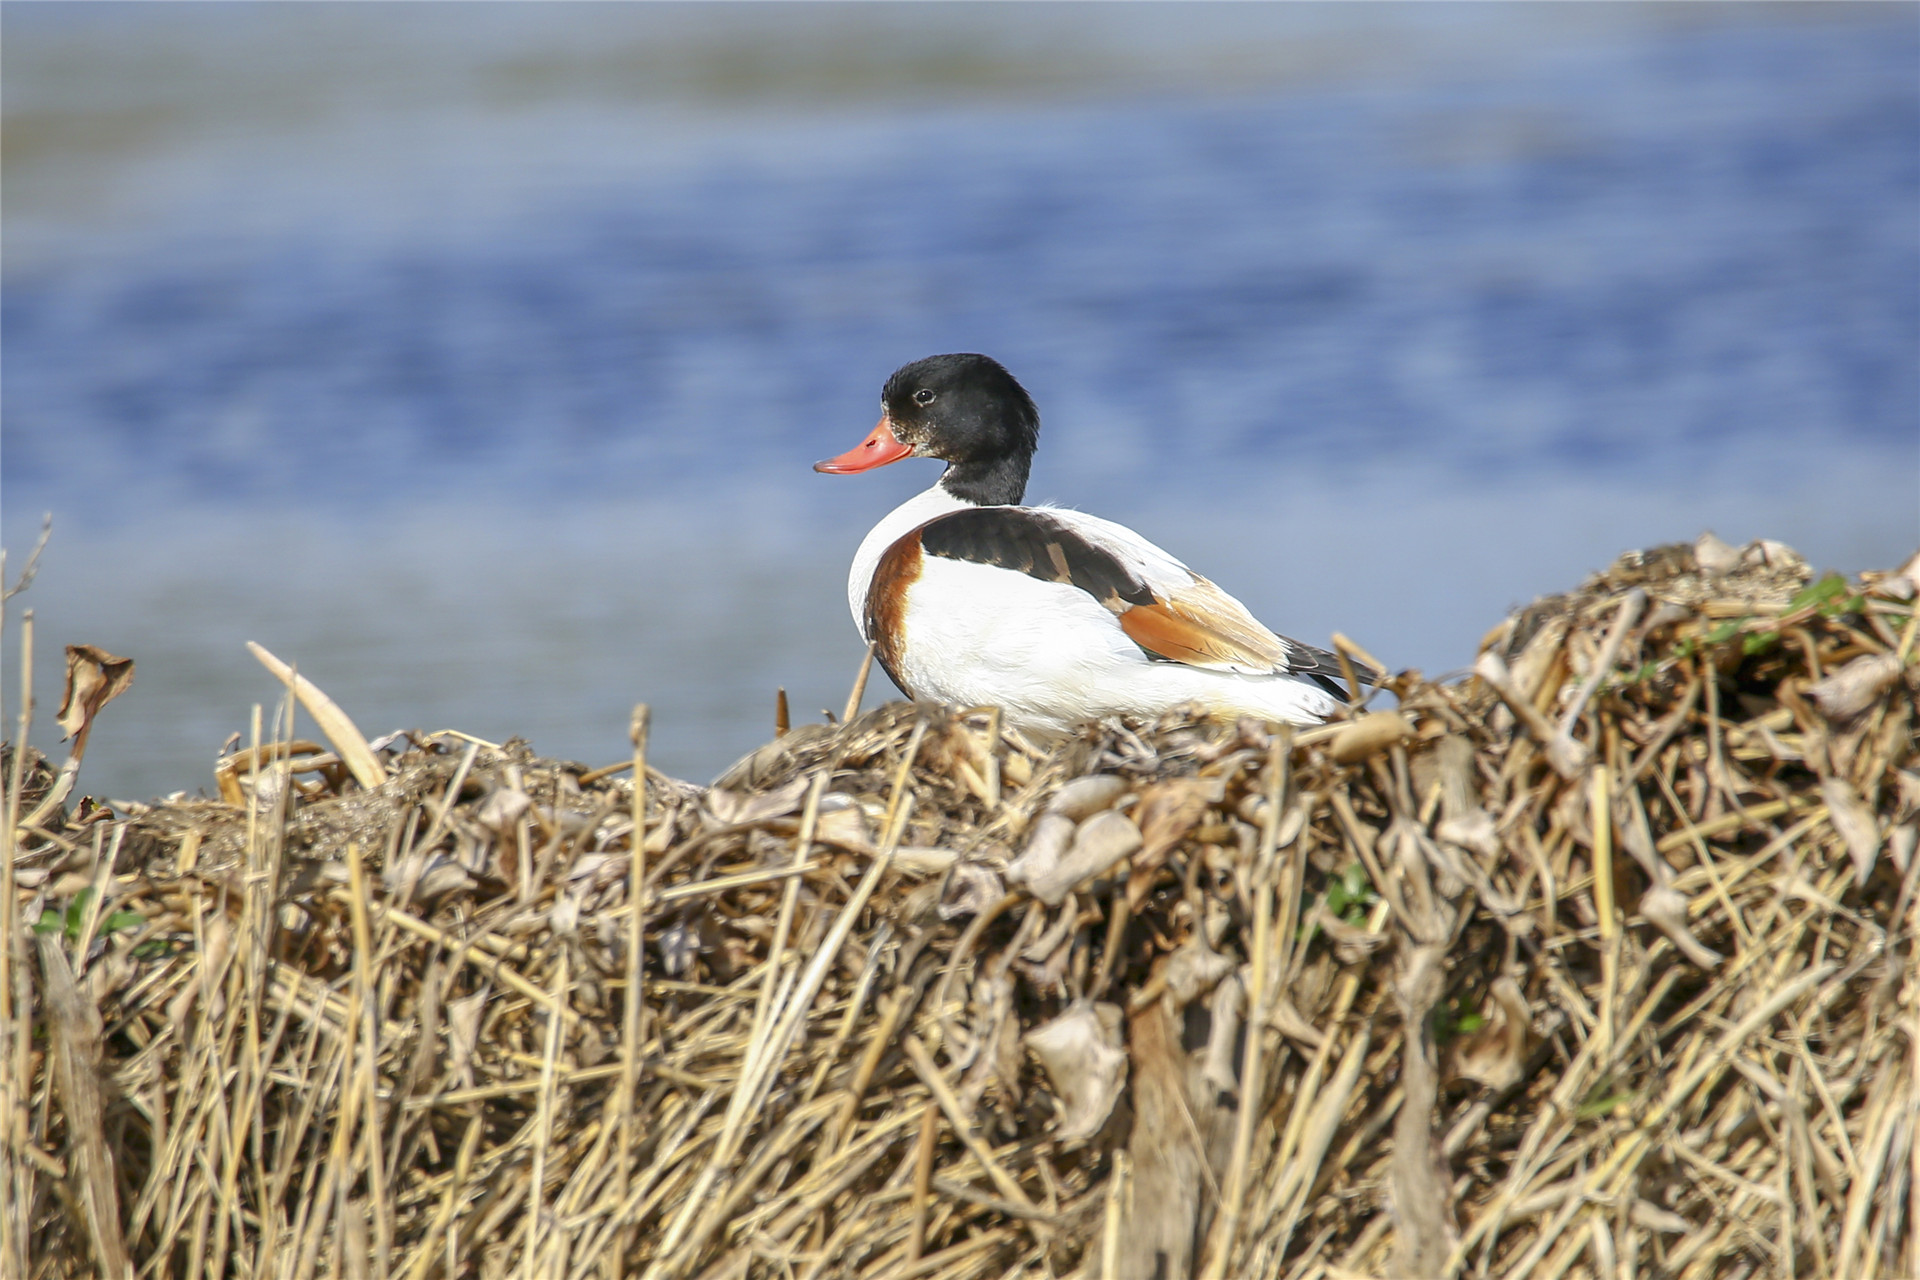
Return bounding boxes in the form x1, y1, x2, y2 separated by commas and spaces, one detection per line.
1556, 589, 1646, 738
901, 1035, 1036, 1212
247, 642, 387, 789
843, 642, 876, 725
1474, 650, 1588, 779
1200, 736, 1287, 1279
1, 515, 52, 603
618, 704, 652, 1192
1101, 1151, 1129, 1280
906, 1103, 938, 1263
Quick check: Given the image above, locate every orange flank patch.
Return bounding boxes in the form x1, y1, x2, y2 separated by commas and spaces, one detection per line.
866, 532, 924, 692
1118, 599, 1282, 673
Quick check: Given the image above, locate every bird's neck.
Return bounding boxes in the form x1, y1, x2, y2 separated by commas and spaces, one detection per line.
938, 453, 1029, 507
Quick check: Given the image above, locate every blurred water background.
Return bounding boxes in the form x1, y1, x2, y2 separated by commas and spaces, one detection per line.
3, 2, 1916, 801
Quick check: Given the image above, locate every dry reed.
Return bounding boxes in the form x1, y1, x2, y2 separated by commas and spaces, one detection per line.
4, 534, 1917, 1280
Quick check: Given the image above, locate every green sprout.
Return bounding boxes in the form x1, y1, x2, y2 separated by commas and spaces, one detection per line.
1784, 573, 1868, 619
31, 888, 144, 945
1326, 863, 1377, 925
1705, 619, 1746, 646
1576, 1083, 1636, 1119
1784, 574, 1846, 614
1432, 995, 1487, 1042
1302, 863, 1379, 943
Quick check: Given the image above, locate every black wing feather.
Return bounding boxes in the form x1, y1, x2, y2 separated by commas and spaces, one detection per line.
916, 507, 1156, 612
1288, 640, 1379, 698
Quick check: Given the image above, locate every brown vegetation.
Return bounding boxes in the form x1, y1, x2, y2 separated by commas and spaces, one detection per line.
3, 536, 1917, 1280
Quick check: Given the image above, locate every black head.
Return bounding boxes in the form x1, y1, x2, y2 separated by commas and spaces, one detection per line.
881, 354, 1039, 506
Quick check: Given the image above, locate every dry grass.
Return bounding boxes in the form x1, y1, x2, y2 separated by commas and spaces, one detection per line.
3, 535, 1917, 1280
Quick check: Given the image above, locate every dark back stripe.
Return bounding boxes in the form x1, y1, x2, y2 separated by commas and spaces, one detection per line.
917, 507, 1156, 613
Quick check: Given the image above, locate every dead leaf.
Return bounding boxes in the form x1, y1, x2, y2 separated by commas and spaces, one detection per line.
1023, 1000, 1126, 1143
1881, 549, 1920, 599
1046, 774, 1127, 821
1007, 810, 1143, 907
1127, 777, 1221, 910
814, 802, 875, 856
1821, 776, 1882, 887
1742, 538, 1803, 570
444, 992, 487, 1090
56, 645, 134, 758
1639, 885, 1722, 968
1270, 996, 1325, 1049
1159, 931, 1235, 1007
1694, 531, 1741, 574
1329, 711, 1414, 764
705, 776, 810, 826
1313, 904, 1389, 964
1890, 820, 1916, 875
1002, 811, 1074, 898
1199, 974, 1244, 1100
937, 862, 1005, 920
1632, 1201, 1693, 1235
1136, 778, 1220, 862
1436, 809, 1500, 862
167, 912, 230, 1031
1807, 653, 1903, 722
475, 785, 533, 833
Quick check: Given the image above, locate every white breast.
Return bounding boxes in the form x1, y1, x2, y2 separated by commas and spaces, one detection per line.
846, 483, 970, 636
894, 557, 1144, 727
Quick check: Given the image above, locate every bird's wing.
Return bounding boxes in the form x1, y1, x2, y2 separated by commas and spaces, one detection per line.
916, 505, 1372, 691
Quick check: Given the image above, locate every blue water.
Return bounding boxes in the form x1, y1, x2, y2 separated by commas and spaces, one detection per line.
4, 5, 1916, 800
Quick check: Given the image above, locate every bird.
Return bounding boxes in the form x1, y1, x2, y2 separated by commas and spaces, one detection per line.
815, 353, 1374, 734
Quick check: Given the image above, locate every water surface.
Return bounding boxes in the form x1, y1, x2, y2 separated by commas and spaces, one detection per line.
4, 4, 1915, 798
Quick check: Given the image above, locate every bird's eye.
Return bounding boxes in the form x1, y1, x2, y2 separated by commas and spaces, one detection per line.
913, 388, 936, 406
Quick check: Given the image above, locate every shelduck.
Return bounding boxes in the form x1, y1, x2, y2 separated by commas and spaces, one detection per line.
815, 353, 1374, 734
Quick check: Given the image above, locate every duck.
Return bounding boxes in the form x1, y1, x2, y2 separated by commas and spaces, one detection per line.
815, 353, 1373, 734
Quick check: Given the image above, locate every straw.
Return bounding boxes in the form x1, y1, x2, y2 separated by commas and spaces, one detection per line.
3, 535, 1914, 1280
